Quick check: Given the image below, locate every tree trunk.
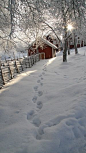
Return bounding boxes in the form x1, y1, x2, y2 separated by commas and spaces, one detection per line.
58, 41, 61, 51
68, 38, 70, 55
74, 33, 78, 54
63, 29, 68, 62
63, 39, 67, 62
68, 49, 70, 55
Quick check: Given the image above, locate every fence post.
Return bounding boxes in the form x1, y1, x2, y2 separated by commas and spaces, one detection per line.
0, 64, 4, 88
8, 61, 13, 79
0, 65, 5, 85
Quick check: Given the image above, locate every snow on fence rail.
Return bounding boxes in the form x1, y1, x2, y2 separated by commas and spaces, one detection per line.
0, 54, 40, 89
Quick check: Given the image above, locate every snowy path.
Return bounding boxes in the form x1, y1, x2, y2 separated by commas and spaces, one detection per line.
0, 47, 86, 153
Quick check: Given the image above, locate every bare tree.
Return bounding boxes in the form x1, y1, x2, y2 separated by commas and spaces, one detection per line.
33, 0, 86, 61
0, 0, 43, 53
0, 0, 86, 61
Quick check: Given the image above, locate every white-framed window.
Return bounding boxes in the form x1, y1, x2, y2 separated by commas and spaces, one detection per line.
77, 37, 81, 44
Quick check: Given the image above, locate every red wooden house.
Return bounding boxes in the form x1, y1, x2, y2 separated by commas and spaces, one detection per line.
46, 34, 86, 50
69, 36, 85, 49
28, 38, 58, 59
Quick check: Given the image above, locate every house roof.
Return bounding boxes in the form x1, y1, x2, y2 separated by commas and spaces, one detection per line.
41, 38, 58, 49
29, 37, 58, 50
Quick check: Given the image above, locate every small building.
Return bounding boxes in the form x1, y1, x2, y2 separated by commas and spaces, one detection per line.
28, 38, 58, 59
69, 36, 85, 49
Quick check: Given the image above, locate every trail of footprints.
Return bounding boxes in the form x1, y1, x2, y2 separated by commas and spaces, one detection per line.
27, 65, 46, 139
27, 64, 71, 140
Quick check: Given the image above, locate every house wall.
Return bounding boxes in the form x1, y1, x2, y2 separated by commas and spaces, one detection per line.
28, 49, 32, 56
70, 45, 74, 49
70, 43, 84, 49
38, 46, 52, 59
52, 48, 56, 57
69, 36, 85, 49
28, 48, 36, 56
39, 52, 45, 59
28, 43, 56, 59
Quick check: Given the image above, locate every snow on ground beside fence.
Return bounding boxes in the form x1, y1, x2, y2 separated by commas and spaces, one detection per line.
0, 47, 86, 153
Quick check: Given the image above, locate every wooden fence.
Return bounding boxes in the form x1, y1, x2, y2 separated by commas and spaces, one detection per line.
0, 54, 40, 89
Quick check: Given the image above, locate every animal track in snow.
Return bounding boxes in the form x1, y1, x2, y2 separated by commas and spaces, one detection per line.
39, 74, 42, 77
34, 86, 38, 91
40, 83, 43, 86
38, 91, 43, 97
36, 134, 42, 140
32, 96, 37, 103
42, 72, 45, 75
15, 110, 20, 114
43, 68, 47, 71
36, 126, 44, 140
37, 101, 43, 109
83, 77, 86, 80
27, 110, 35, 120
37, 80, 40, 83
64, 75, 67, 78
32, 117, 41, 127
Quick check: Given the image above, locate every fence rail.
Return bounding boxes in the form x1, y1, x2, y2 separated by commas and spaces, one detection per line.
0, 54, 40, 89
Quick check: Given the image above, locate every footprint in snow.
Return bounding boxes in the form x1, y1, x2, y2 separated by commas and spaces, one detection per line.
36, 134, 42, 140
43, 68, 47, 71
36, 127, 44, 140
64, 75, 67, 78
37, 80, 40, 83
27, 110, 35, 120
32, 96, 37, 103
38, 91, 43, 97
34, 86, 38, 91
42, 72, 45, 75
39, 74, 42, 77
32, 117, 41, 127
37, 101, 43, 109
15, 110, 20, 114
40, 83, 43, 86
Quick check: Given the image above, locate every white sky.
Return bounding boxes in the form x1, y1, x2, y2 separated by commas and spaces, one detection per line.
0, 47, 86, 153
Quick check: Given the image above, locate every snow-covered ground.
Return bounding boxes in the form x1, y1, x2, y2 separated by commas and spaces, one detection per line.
0, 47, 86, 153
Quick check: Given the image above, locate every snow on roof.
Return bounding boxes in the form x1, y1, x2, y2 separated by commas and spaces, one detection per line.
29, 37, 58, 50
41, 37, 58, 49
